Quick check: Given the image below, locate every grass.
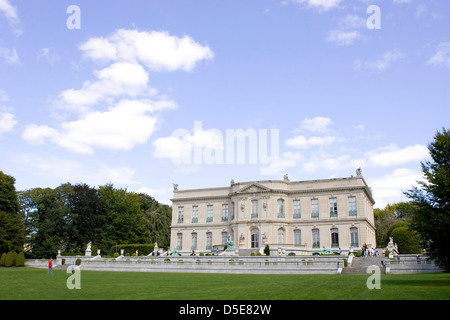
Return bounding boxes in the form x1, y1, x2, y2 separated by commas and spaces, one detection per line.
1, 267, 449, 300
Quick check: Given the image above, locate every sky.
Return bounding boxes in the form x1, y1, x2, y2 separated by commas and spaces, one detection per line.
0, 0, 449, 208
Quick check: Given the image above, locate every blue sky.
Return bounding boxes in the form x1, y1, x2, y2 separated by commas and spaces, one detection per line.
0, 0, 448, 208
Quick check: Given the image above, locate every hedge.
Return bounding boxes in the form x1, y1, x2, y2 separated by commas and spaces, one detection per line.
110, 244, 155, 256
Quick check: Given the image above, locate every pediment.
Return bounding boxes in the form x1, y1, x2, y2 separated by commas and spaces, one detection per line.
237, 183, 271, 194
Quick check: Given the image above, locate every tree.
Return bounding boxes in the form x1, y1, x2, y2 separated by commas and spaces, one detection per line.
19, 184, 73, 258
0, 171, 25, 253
406, 128, 450, 271
98, 184, 149, 254
138, 193, 172, 248
67, 183, 105, 252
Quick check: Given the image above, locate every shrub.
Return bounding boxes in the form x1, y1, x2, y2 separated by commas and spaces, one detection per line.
264, 245, 270, 256
391, 227, 422, 254
0, 253, 6, 266
16, 252, 25, 267
5, 252, 14, 267
75, 258, 82, 265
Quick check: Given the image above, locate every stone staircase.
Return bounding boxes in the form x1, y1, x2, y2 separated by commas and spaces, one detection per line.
342, 256, 387, 274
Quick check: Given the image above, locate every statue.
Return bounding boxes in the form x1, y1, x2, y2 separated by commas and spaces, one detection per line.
226, 234, 235, 251
170, 248, 179, 256
173, 183, 178, 191
85, 241, 92, 256
321, 246, 333, 255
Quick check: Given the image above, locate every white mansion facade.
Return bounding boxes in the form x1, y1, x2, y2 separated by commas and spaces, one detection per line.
170, 170, 376, 255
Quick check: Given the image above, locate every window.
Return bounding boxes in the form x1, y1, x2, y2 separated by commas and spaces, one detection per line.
312, 229, 320, 248
331, 228, 339, 248
311, 199, 319, 218
192, 205, 198, 223
206, 232, 212, 250
294, 230, 301, 245
293, 200, 301, 219
251, 229, 259, 248
350, 227, 359, 247
191, 233, 197, 250
278, 228, 285, 245
330, 198, 338, 218
277, 199, 285, 218
177, 206, 184, 223
177, 233, 182, 250
251, 200, 258, 219
231, 202, 235, 220
206, 205, 213, 223
222, 204, 229, 222
348, 196, 357, 216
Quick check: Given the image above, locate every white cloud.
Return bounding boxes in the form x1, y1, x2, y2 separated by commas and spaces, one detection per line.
285, 135, 338, 149
0, 89, 8, 102
294, 0, 342, 11
59, 62, 150, 111
37, 48, 60, 65
23, 99, 177, 154
137, 186, 173, 205
24, 28, 212, 154
366, 144, 429, 167
0, 112, 17, 133
0, 47, 19, 64
369, 168, 423, 208
354, 50, 406, 71
0, 0, 18, 23
427, 42, 450, 68
153, 126, 224, 164
79, 29, 214, 72
299, 116, 332, 133
302, 153, 366, 173
260, 151, 303, 176
327, 30, 360, 46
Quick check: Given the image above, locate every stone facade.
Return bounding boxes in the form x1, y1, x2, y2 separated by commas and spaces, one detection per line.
170, 170, 376, 255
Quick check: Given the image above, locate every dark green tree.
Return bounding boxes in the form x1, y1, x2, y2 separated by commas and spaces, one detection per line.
406, 128, 450, 271
19, 184, 73, 258
98, 184, 149, 254
0, 171, 25, 253
138, 193, 172, 248
67, 183, 105, 252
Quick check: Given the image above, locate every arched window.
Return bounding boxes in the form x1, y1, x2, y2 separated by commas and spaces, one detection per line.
251, 229, 259, 248
312, 229, 320, 248
278, 228, 285, 245
277, 199, 285, 218
191, 233, 197, 250
350, 227, 359, 247
331, 228, 339, 248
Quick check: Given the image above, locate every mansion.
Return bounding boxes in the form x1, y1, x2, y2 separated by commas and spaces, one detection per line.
170, 169, 376, 255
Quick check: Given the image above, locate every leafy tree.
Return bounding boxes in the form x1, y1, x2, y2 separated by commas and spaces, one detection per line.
138, 193, 171, 248
19, 184, 73, 258
406, 128, 450, 271
98, 184, 149, 254
0, 171, 25, 253
67, 183, 105, 252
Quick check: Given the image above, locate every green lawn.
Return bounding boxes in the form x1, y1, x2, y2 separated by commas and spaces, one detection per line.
1, 267, 449, 300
